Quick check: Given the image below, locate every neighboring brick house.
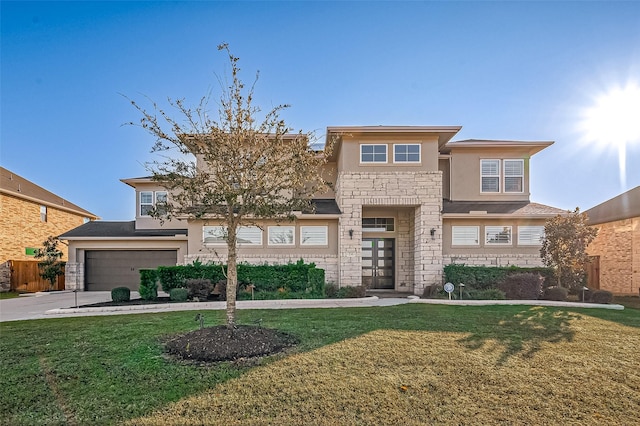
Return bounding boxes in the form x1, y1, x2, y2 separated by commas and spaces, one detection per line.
1, 167, 99, 263
586, 186, 640, 295
61, 126, 564, 293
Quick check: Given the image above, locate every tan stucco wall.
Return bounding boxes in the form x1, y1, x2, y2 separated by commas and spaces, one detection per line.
449, 147, 531, 202
1, 193, 89, 262
588, 217, 639, 294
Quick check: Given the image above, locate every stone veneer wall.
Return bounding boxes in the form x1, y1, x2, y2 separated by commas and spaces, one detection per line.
183, 253, 339, 284
64, 262, 84, 291
336, 171, 442, 295
588, 218, 639, 295
443, 254, 544, 268
0, 261, 11, 292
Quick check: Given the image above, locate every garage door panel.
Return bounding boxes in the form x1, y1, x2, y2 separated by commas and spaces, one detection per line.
85, 250, 177, 291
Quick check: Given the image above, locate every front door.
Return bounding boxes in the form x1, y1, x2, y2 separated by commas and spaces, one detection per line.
362, 238, 394, 289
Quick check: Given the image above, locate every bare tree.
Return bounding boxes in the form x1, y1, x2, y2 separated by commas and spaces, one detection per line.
540, 208, 598, 289
127, 44, 332, 327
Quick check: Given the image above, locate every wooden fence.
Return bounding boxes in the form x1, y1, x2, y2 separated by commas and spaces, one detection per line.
9, 260, 65, 292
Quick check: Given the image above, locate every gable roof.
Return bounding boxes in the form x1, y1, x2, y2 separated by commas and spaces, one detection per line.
59, 221, 187, 239
0, 167, 99, 219
585, 186, 640, 225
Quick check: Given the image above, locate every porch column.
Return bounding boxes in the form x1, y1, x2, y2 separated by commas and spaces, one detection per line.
338, 203, 362, 287
413, 203, 443, 295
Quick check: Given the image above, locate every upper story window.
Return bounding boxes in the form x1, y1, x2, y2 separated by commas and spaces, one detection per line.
140, 191, 168, 216
452, 226, 479, 246
393, 144, 421, 163
481, 160, 500, 192
360, 144, 387, 163
40, 205, 47, 222
518, 226, 545, 245
362, 218, 394, 232
485, 226, 512, 245
481, 159, 524, 193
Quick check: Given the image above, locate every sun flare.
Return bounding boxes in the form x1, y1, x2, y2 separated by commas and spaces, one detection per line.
579, 81, 640, 186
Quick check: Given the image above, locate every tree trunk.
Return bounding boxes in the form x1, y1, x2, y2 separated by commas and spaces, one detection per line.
226, 225, 238, 328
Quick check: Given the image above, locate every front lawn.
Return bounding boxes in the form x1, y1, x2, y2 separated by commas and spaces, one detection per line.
0, 292, 20, 300
1, 304, 638, 425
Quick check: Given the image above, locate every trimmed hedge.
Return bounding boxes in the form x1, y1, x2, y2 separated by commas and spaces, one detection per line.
156, 259, 325, 297
139, 269, 158, 301
543, 286, 568, 301
498, 273, 543, 300
444, 264, 555, 290
184, 278, 213, 301
590, 290, 613, 304
169, 288, 188, 302
111, 287, 130, 302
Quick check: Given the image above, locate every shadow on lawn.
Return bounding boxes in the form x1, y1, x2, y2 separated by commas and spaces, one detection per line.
458, 306, 578, 365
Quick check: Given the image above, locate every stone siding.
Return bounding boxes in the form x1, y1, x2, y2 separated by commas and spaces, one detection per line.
588, 218, 639, 295
0, 261, 11, 292
1, 193, 88, 263
64, 262, 84, 291
443, 254, 544, 268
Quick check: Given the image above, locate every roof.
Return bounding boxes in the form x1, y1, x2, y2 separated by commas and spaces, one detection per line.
59, 221, 188, 239
441, 139, 553, 155
0, 167, 99, 219
307, 199, 341, 215
585, 186, 640, 225
443, 201, 565, 217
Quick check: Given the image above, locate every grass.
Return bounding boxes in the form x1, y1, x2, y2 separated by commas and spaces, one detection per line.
1, 304, 639, 425
0, 292, 20, 300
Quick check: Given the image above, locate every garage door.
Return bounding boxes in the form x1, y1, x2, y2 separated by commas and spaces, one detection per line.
85, 250, 177, 291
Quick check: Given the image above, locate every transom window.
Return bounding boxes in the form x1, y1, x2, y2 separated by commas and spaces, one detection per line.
518, 226, 545, 245
362, 218, 394, 232
360, 144, 387, 163
301, 226, 328, 246
485, 226, 512, 245
268, 226, 295, 246
393, 144, 421, 163
452, 226, 479, 245
504, 160, 524, 193
481, 160, 500, 192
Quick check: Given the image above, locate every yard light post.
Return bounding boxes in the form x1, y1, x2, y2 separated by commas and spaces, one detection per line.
581, 286, 589, 302
73, 289, 78, 308
459, 283, 465, 300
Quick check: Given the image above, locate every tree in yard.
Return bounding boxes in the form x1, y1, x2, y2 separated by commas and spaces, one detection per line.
540, 207, 598, 289
34, 236, 66, 290
127, 44, 332, 328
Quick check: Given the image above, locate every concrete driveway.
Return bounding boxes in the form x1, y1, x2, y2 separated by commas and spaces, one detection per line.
0, 291, 115, 322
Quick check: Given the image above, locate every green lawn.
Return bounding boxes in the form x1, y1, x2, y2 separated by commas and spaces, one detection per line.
1, 304, 638, 425
0, 292, 20, 300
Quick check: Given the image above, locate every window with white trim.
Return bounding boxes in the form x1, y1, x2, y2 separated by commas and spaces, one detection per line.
518, 226, 545, 245
203, 226, 263, 245
504, 160, 524, 193
268, 226, 295, 246
203, 226, 226, 245
393, 144, 421, 163
40, 205, 47, 222
301, 226, 328, 246
360, 144, 387, 163
481, 160, 500, 192
237, 226, 262, 245
140, 191, 168, 216
452, 226, 479, 245
485, 226, 512, 245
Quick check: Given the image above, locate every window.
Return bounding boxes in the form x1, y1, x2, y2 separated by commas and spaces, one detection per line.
268, 226, 295, 246
203, 226, 263, 245
394, 144, 421, 163
140, 191, 168, 216
362, 218, 394, 232
504, 160, 524, 193
40, 205, 47, 222
481, 160, 500, 192
360, 144, 387, 163
452, 226, 479, 245
485, 226, 512, 245
301, 226, 328, 246
518, 226, 545, 245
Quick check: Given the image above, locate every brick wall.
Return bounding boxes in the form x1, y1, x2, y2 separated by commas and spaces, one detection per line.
588, 217, 639, 295
0, 194, 88, 263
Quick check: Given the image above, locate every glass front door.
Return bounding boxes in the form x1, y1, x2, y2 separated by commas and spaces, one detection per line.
362, 238, 394, 289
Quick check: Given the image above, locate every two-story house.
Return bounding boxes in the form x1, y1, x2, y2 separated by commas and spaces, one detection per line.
60, 126, 564, 293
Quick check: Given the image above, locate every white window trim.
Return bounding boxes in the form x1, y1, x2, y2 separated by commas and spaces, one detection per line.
392, 143, 421, 164
237, 226, 263, 246
268, 226, 295, 246
360, 144, 388, 164
139, 191, 168, 217
452, 226, 480, 246
518, 225, 545, 246
480, 159, 501, 193
503, 159, 524, 193
485, 226, 513, 245
203, 226, 226, 245
301, 226, 329, 246
40, 205, 47, 222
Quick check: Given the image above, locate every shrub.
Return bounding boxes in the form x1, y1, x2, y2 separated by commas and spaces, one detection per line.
590, 290, 613, 304
498, 273, 543, 300
334, 286, 366, 299
543, 286, 568, 301
111, 287, 130, 302
466, 289, 506, 300
422, 285, 441, 299
169, 288, 189, 302
184, 278, 213, 301
324, 282, 339, 298
139, 269, 158, 301
444, 264, 555, 291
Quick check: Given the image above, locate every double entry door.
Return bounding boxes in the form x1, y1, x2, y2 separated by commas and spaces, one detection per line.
361, 238, 395, 289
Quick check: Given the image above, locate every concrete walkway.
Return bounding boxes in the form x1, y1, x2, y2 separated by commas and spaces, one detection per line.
0, 291, 623, 322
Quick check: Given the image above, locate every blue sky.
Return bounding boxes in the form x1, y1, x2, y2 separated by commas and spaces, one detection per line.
2, 1, 640, 220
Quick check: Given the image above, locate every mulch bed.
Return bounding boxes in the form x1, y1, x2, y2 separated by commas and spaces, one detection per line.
77, 296, 221, 308
164, 325, 298, 362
